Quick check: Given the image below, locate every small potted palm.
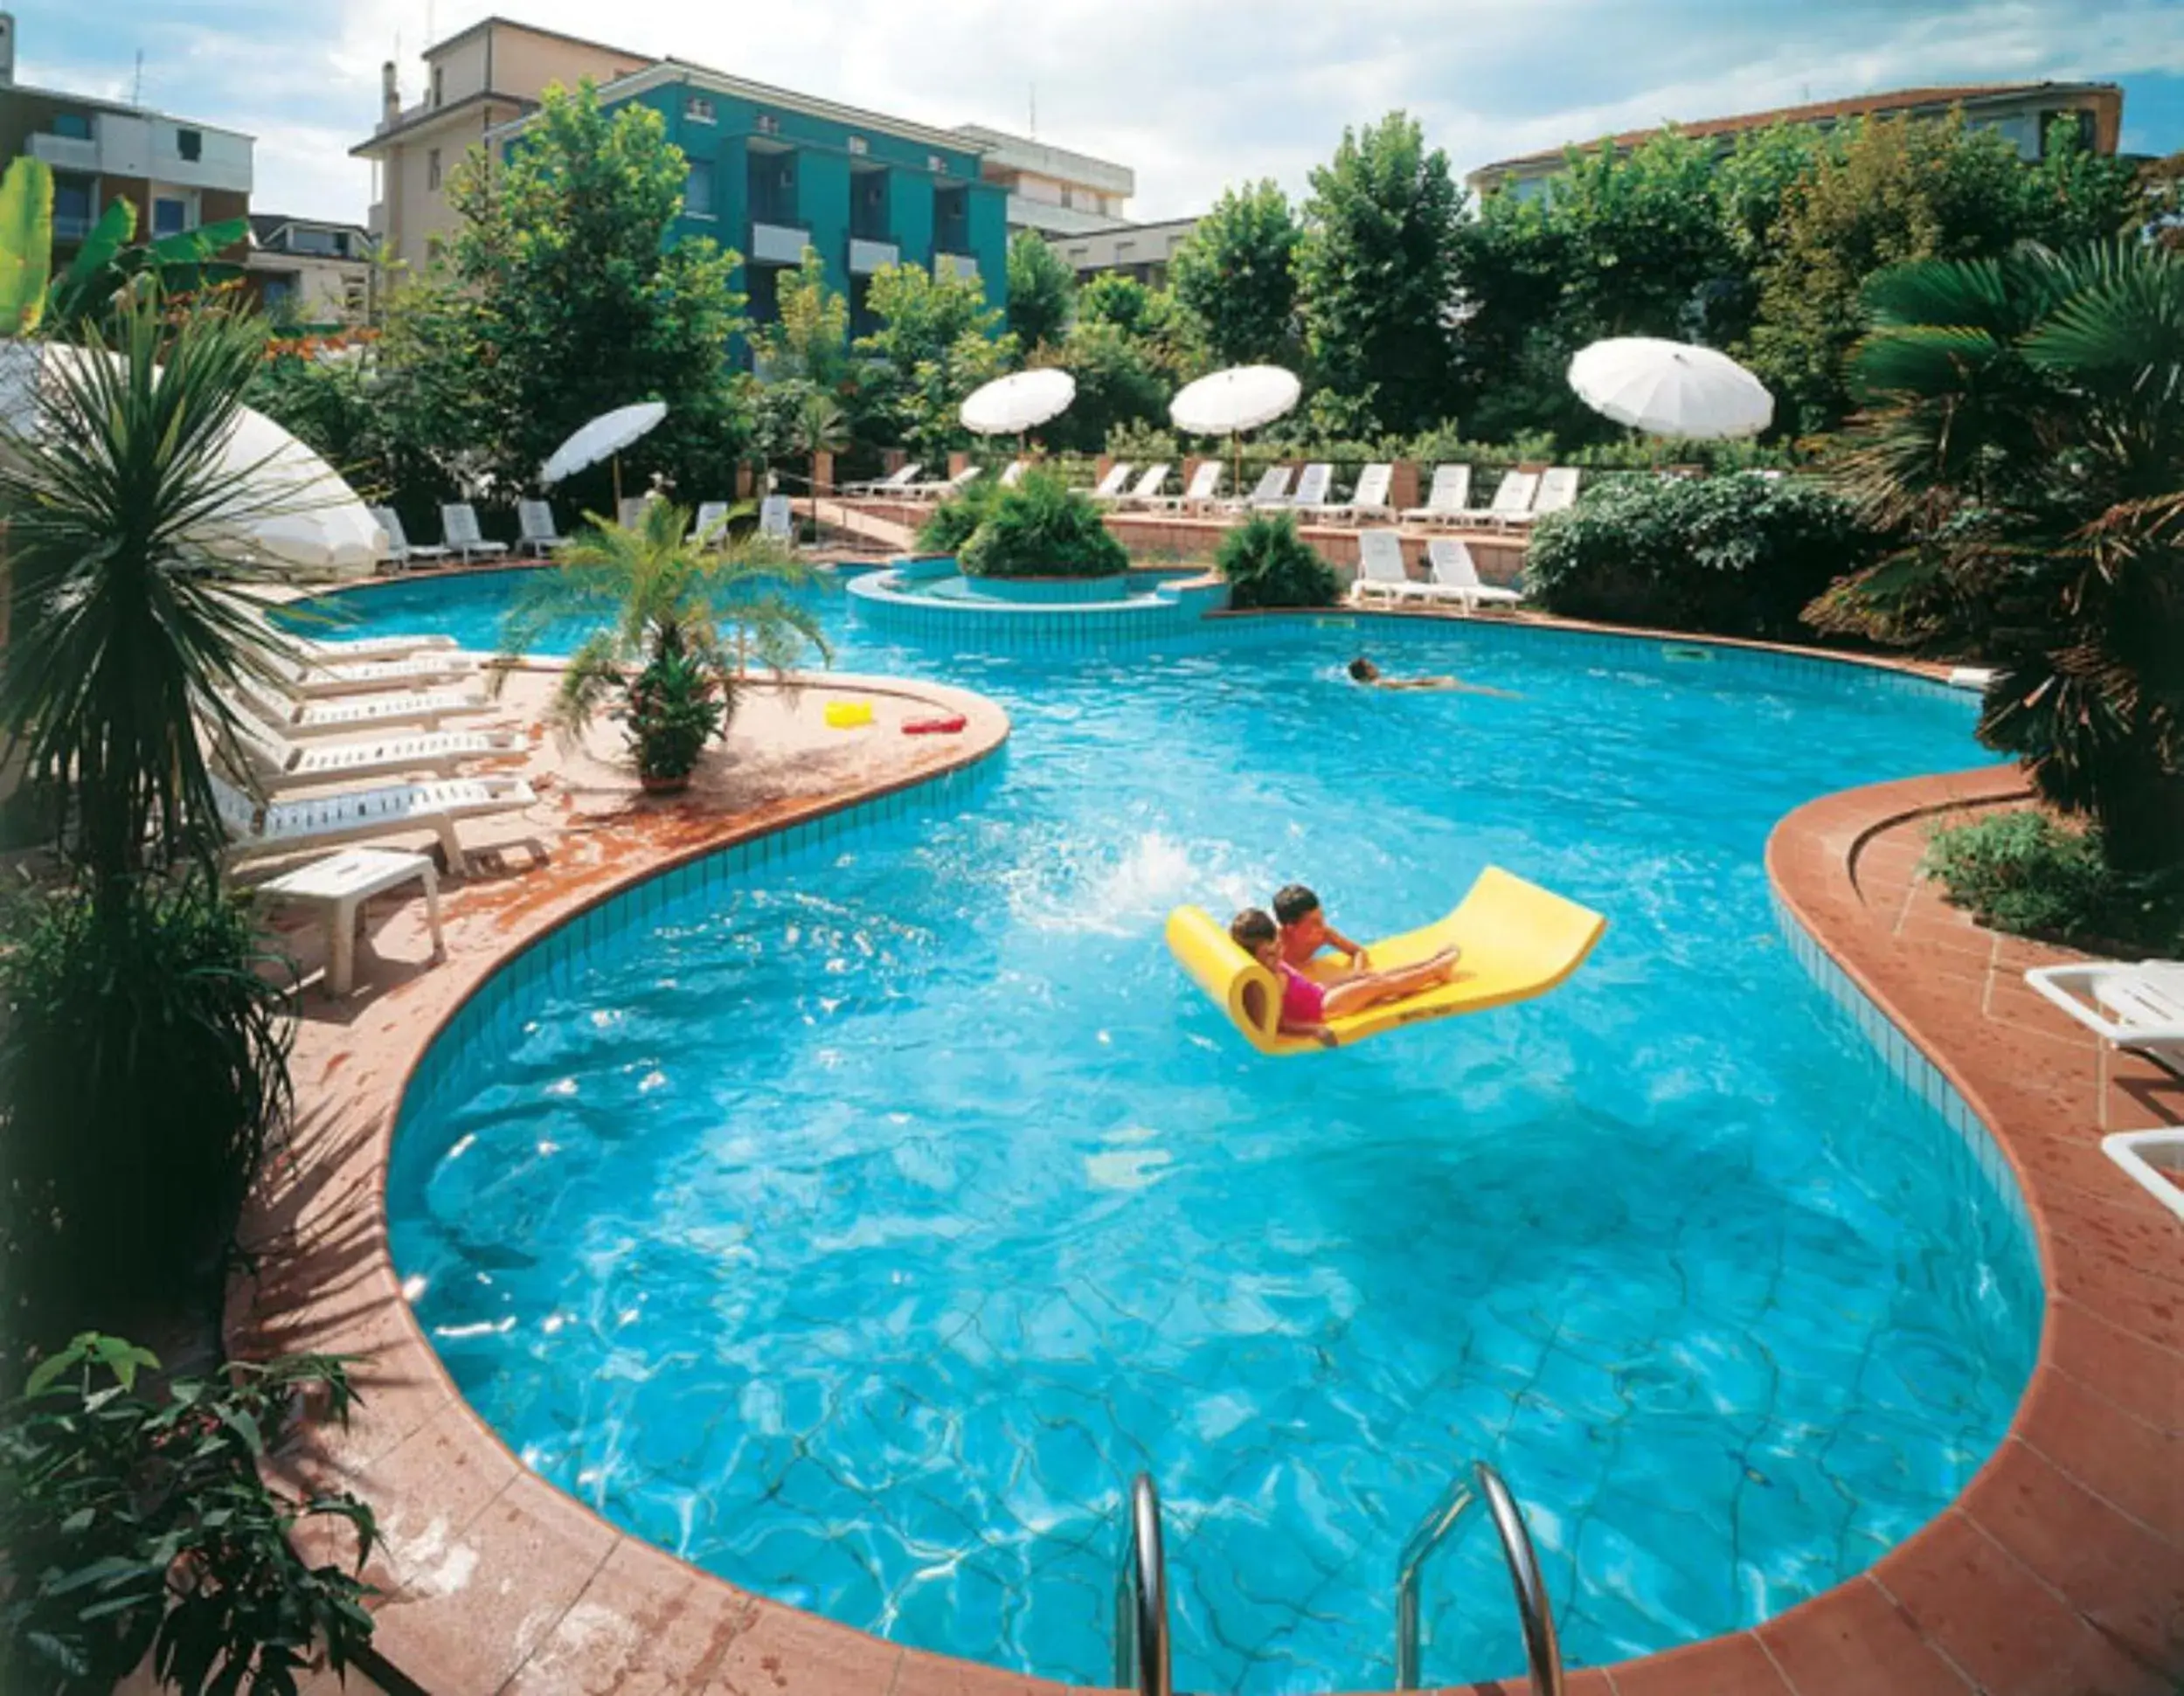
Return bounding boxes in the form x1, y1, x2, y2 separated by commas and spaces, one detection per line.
500, 498, 829, 795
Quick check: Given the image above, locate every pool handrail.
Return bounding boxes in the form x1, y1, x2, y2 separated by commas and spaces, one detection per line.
1113, 1472, 1172, 1696
1395, 1460, 1563, 1694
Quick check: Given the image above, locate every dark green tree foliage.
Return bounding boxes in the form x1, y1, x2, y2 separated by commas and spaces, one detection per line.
854, 261, 1016, 460
1820, 244, 2184, 872
1522, 473, 1885, 639
0, 1334, 378, 1694
1169, 180, 1302, 368
1005, 230, 1076, 350
957, 469, 1129, 578
1217, 512, 1338, 608
1039, 322, 1169, 453
443, 80, 748, 503
1298, 113, 1465, 434
913, 475, 1002, 554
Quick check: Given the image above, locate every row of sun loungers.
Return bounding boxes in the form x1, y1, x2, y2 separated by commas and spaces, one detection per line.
1349, 532, 1527, 613
373, 496, 797, 573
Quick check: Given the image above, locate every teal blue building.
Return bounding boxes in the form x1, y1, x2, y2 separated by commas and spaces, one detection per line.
586, 63, 1009, 341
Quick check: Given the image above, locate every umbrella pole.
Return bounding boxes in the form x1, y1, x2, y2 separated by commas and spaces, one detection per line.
613, 455, 623, 516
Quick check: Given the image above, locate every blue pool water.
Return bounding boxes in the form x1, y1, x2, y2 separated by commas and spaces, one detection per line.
315, 572, 2040, 1691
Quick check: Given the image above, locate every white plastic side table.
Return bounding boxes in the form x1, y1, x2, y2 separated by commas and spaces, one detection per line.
261, 847, 446, 997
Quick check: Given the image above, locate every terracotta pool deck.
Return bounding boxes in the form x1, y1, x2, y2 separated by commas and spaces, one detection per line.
229, 633, 2181, 1694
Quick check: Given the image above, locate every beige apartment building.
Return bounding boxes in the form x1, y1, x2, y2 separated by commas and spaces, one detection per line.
354, 17, 651, 272
952, 124, 1134, 238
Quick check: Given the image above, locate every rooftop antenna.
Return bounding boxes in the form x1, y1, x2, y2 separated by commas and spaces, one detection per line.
130, 48, 142, 105
1029, 81, 1037, 139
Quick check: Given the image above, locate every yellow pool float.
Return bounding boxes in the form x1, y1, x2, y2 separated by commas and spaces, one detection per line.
824, 699, 874, 730
1166, 867, 1605, 1056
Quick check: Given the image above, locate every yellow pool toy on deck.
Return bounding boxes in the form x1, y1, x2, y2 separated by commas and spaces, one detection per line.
823, 699, 874, 730
1165, 867, 1605, 1056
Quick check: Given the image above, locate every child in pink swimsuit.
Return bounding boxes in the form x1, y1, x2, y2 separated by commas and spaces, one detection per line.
1228, 909, 1461, 1049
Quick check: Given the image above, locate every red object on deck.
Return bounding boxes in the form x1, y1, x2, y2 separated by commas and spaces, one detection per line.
902, 715, 967, 737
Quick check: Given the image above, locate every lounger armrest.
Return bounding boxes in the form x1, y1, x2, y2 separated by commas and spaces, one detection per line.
2025, 965, 2184, 1042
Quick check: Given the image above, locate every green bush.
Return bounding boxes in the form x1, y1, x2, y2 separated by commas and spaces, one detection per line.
626, 649, 726, 786
957, 469, 1130, 579
0, 877, 294, 1376
1217, 513, 1339, 608
0, 1333, 378, 1694
1924, 812, 2184, 954
913, 475, 1000, 554
1522, 473, 1886, 639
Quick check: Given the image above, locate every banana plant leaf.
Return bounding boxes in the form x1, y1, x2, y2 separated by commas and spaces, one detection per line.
43, 197, 135, 325
147, 217, 249, 267
0, 154, 54, 336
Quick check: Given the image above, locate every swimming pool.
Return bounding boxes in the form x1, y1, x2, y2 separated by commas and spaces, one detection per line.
314, 572, 2040, 1691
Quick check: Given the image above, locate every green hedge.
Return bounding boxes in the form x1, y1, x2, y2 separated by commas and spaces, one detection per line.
958, 470, 1130, 579
1522, 473, 1886, 640
1217, 513, 1337, 609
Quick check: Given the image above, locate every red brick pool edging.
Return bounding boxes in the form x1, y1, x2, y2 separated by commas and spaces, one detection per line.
232, 653, 2181, 1694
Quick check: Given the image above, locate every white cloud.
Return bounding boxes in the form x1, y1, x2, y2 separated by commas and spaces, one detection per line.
18, 0, 2184, 227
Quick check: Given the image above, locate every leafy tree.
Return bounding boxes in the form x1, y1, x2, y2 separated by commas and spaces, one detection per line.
1744, 114, 2040, 435
1005, 230, 1076, 350
1039, 319, 1168, 453
0, 1335, 378, 1693
854, 260, 1016, 460
789, 385, 849, 527
440, 80, 748, 501
1297, 113, 1465, 434
1075, 273, 1154, 336
1170, 180, 1302, 369
752, 248, 849, 390
1819, 244, 2184, 873
2014, 118, 2139, 251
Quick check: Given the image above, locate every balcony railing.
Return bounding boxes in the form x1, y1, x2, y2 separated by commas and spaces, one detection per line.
934, 252, 979, 281
28, 132, 99, 171
849, 238, 898, 274
750, 221, 811, 266
52, 213, 94, 242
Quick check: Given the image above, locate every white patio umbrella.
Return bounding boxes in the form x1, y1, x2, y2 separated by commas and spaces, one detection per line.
1567, 337, 1773, 440
1169, 364, 1303, 493
960, 369, 1076, 438
0, 342, 384, 579
539, 400, 668, 505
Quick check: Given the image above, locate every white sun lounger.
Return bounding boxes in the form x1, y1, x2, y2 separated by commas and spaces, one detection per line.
1115, 463, 1171, 508
213, 772, 537, 876
1403, 465, 1474, 526
2026, 960, 2184, 1076
222, 709, 522, 793
998, 460, 1027, 488
843, 463, 922, 497
1149, 461, 1224, 512
906, 466, 981, 502
1312, 462, 1394, 524
232, 675, 491, 737
759, 495, 794, 542
370, 506, 447, 573
440, 504, 510, 563
517, 500, 575, 557
1090, 462, 1135, 502
1349, 530, 1417, 605
1424, 538, 1526, 611
276, 631, 459, 665
1510, 467, 1580, 528
274, 649, 482, 699
1280, 462, 1335, 512
1226, 465, 1293, 513
1479, 470, 1543, 531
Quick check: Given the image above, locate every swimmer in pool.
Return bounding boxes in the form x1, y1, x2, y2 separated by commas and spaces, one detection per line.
1348, 656, 1519, 698
1230, 908, 1461, 1049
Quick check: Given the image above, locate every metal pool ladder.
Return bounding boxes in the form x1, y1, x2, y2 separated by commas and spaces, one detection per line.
1113, 1472, 1172, 1696
1395, 1460, 1563, 1694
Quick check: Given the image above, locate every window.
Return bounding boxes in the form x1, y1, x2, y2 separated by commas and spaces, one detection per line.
426, 149, 442, 191
847, 135, 868, 156
52, 111, 92, 140
927, 154, 948, 175
153, 197, 188, 237
52, 178, 92, 236
755, 113, 780, 136
432, 65, 444, 107
176, 128, 202, 163
684, 160, 715, 218
686, 95, 716, 124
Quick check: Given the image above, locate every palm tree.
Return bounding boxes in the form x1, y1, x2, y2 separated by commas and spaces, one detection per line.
0, 283, 298, 890
1823, 244, 2184, 874
790, 386, 849, 536
500, 498, 829, 786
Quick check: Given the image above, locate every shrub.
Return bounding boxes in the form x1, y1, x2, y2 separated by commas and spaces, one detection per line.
958, 469, 1130, 579
0, 876, 295, 1376
626, 649, 726, 786
1924, 811, 2184, 954
914, 475, 1000, 554
1217, 513, 1339, 608
0, 1333, 378, 1694
1523, 473, 1886, 639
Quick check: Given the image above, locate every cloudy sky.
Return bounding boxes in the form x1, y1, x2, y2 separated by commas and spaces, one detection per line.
19, 1, 2184, 224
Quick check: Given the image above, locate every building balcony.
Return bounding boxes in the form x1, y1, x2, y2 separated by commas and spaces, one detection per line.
934, 252, 978, 281
27, 132, 99, 172
849, 237, 898, 274
750, 221, 811, 266
1002, 194, 1120, 238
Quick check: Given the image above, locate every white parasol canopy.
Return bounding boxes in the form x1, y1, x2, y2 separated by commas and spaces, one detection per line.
540, 400, 668, 485
0, 342, 385, 579
960, 369, 1076, 436
1168, 364, 1302, 436
1567, 337, 1773, 440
